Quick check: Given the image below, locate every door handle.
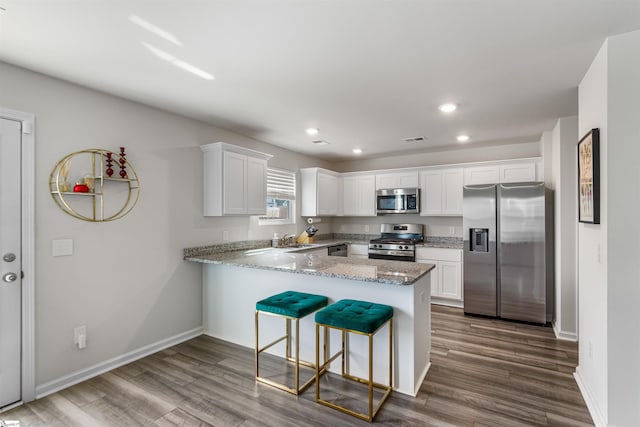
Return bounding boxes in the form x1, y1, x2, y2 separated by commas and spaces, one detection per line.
3, 272, 17, 283
3, 253, 16, 262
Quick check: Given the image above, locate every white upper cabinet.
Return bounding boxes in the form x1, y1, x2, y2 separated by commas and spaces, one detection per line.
420, 168, 463, 216
464, 159, 537, 185
342, 174, 376, 216
375, 170, 419, 189
201, 142, 272, 216
300, 168, 340, 216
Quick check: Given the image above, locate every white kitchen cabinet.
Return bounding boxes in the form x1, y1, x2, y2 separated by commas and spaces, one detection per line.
342, 174, 376, 216
349, 243, 369, 259
464, 160, 536, 185
463, 165, 500, 185
416, 247, 463, 307
375, 170, 419, 189
420, 168, 463, 216
300, 168, 340, 216
499, 162, 536, 183
201, 142, 272, 216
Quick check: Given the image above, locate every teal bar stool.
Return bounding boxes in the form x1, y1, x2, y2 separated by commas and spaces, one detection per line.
255, 290, 328, 395
314, 299, 393, 422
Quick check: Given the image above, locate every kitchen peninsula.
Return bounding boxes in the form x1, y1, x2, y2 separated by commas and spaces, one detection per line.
185, 244, 434, 396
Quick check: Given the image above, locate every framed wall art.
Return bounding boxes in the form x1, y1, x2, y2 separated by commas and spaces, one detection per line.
578, 128, 600, 224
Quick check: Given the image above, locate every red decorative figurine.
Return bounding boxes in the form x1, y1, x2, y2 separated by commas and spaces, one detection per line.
119, 146, 128, 179
105, 152, 114, 177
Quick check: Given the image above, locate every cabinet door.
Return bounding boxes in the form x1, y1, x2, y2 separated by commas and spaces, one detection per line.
417, 259, 439, 296
499, 162, 535, 183
397, 172, 419, 188
317, 172, 338, 215
246, 156, 267, 215
438, 261, 462, 300
376, 172, 419, 189
420, 170, 443, 216
223, 151, 247, 215
375, 174, 398, 190
359, 175, 376, 216
442, 168, 463, 215
342, 176, 359, 215
464, 166, 500, 185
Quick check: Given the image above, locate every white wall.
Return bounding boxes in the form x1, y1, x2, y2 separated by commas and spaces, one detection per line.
0, 61, 330, 389
577, 29, 640, 426
606, 30, 640, 427
577, 39, 609, 426
550, 117, 578, 341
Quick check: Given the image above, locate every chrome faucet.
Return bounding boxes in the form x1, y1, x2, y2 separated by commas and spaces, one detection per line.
281, 233, 297, 246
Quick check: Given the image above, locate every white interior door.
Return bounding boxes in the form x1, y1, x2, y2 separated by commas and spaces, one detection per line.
0, 117, 22, 408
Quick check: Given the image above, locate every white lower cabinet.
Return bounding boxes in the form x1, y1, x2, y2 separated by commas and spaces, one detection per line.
416, 247, 463, 307
349, 243, 369, 259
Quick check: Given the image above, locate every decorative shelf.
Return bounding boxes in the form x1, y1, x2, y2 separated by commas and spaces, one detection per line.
49, 148, 140, 222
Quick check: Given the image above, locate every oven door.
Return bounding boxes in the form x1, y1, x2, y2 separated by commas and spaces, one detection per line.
368, 250, 415, 262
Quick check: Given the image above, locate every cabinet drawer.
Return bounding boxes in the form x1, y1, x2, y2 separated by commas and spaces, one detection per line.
349, 243, 368, 256
416, 247, 462, 262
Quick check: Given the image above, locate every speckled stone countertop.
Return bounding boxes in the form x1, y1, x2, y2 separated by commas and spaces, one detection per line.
417, 237, 464, 249
185, 247, 435, 286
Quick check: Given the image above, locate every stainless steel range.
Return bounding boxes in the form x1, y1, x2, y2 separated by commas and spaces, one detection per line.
368, 223, 424, 262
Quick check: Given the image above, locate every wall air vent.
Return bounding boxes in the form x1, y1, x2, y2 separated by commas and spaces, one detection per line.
402, 136, 426, 143
311, 140, 330, 145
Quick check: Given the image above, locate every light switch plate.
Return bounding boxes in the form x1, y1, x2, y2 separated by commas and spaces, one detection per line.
53, 239, 73, 257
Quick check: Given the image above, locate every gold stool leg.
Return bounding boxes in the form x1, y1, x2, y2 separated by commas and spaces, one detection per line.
369, 332, 374, 419
255, 310, 259, 379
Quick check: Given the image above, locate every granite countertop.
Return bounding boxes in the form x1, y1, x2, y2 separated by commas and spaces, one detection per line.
417, 239, 464, 249
185, 247, 435, 286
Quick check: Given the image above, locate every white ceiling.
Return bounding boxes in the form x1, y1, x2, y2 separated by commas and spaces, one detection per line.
1, 1, 640, 161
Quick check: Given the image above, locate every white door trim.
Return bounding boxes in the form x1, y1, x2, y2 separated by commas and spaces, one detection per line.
0, 108, 36, 403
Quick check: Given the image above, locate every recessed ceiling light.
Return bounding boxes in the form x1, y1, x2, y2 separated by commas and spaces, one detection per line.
306, 128, 319, 135
438, 103, 457, 113
352, 148, 363, 154
457, 134, 470, 142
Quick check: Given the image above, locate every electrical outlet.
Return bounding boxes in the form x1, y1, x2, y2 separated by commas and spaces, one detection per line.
364, 225, 370, 233
449, 226, 455, 235
74, 325, 87, 350
222, 230, 229, 241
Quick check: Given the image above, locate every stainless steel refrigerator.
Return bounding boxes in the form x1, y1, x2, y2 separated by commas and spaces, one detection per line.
463, 182, 554, 323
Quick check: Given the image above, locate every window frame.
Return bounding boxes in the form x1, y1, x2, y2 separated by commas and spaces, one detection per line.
258, 167, 296, 226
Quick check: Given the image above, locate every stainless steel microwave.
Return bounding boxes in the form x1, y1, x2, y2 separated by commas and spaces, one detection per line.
376, 188, 420, 214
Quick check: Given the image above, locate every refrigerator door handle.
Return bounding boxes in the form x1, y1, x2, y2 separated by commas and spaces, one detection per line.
499, 183, 544, 189
464, 184, 495, 190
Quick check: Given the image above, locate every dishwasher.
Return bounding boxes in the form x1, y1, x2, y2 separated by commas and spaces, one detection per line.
327, 243, 348, 257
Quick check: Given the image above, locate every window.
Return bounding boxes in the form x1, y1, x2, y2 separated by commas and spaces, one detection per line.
259, 168, 296, 225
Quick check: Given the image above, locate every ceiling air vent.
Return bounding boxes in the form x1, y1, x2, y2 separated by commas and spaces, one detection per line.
311, 140, 330, 145
402, 136, 426, 143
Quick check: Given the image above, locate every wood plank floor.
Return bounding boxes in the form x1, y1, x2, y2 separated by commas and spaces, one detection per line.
3, 305, 593, 426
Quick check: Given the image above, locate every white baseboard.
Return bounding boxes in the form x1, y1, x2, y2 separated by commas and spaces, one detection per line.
431, 299, 463, 309
574, 366, 606, 427
414, 361, 431, 397
552, 321, 578, 341
35, 327, 203, 399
